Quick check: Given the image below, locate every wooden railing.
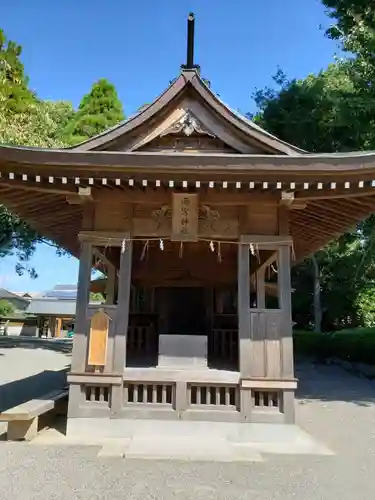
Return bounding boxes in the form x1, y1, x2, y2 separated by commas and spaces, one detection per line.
121, 369, 241, 417
253, 390, 280, 410
208, 329, 238, 368
126, 324, 158, 365
124, 382, 173, 405
84, 385, 110, 404
188, 384, 239, 409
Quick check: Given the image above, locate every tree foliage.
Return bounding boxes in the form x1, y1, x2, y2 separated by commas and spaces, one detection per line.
252, 63, 375, 152
90, 292, 105, 302
323, 1, 375, 64
62, 79, 125, 145
253, 2, 375, 331
0, 29, 75, 277
0, 299, 15, 317
0, 30, 74, 148
0, 30, 125, 279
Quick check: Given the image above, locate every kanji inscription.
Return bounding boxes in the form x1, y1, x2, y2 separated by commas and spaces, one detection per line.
171, 193, 199, 241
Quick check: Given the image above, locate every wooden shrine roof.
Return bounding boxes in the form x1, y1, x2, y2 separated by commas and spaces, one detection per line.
71, 70, 304, 155
1, 68, 375, 262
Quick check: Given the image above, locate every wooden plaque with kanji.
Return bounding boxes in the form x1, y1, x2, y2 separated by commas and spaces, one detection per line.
171, 193, 199, 241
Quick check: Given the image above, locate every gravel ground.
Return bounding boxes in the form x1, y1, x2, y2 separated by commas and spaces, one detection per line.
0, 347, 69, 412
0, 351, 375, 499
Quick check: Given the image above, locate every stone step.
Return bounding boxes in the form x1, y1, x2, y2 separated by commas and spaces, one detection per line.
122, 436, 263, 462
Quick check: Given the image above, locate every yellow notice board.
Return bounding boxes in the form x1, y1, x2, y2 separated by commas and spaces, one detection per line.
88, 310, 109, 367
171, 193, 199, 241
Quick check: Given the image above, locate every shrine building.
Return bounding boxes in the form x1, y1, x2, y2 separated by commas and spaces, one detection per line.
1, 14, 375, 437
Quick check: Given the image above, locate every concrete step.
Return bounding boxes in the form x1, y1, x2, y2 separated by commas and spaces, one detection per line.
122, 436, 263, 462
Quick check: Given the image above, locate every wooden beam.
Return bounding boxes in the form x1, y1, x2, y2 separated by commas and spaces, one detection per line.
289, 201, 307, 210
79, 231, 126, 246
311, 200, 363, 220
240, 235, 293, 247
66, 187, 93, 204
93, 187, 279, 206
292, 210, 346, 234
253, 251, 277, 274
296, 187, 375, 201
0, 180, 76, 196
92, 247, 116, 270
305, 205, 354, 228
280, 191, 294, 206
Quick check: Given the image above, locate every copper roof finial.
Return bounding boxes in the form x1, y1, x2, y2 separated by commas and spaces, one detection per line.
182, 13, 200, 72
186, 13, 195, 69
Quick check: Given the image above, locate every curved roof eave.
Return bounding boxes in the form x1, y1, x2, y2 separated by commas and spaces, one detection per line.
1, 144, 375, 175
189, 73, 305, 155
69, 69, 305, 155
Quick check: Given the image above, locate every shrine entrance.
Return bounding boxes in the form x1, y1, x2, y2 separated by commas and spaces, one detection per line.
167, 287, 206, 335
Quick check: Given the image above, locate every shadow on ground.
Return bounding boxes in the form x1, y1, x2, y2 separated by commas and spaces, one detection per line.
0, 368, 69, 413
0, 337, 72, 354
295, 359, 375, 407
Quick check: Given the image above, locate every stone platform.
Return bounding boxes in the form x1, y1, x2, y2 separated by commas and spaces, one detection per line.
34, 420, 334, 461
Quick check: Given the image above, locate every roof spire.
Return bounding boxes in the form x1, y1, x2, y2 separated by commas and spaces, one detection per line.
186, 13, 195, 68
182, 13, 200, 72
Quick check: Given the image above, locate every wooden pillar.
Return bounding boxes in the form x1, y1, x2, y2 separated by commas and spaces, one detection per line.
48, 317, 56, 338
70, 241, 92, 372
256, 267, 266, 309
158, 288, 169, 334
111, 238, 132, 416
238, 241, 251, 377
277, 244, 294, 379
56, 317, 62, 338
205, 287, 214, 333
277, 244, 295, 423
105, 265, 116, 305
113, 239, 132, 371
238, 240, 252, 421
68, 241, 92, 421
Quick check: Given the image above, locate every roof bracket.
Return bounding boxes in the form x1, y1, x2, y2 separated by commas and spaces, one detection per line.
66, 186, 93, 204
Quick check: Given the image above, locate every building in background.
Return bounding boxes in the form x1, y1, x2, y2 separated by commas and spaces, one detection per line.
0, 285, 78, 336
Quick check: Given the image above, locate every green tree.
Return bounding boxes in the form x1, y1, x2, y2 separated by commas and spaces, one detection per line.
0, 29, 74, 276
63, 79, 125, 145
90, 292, 105, 302
323, 1, 375, 65
252, 63, 375, 152
322, 2, 375, 139
0, 299, 15, 317
253, 60, 375, 331
0, 30, 125, 277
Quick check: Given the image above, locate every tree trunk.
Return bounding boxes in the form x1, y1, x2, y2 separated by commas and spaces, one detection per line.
311, 256, 322, 333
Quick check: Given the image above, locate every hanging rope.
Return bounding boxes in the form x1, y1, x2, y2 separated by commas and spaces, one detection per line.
140, 240, 149, 261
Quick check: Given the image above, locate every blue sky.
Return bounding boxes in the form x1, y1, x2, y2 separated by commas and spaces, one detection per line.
1, 0, 340, 292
